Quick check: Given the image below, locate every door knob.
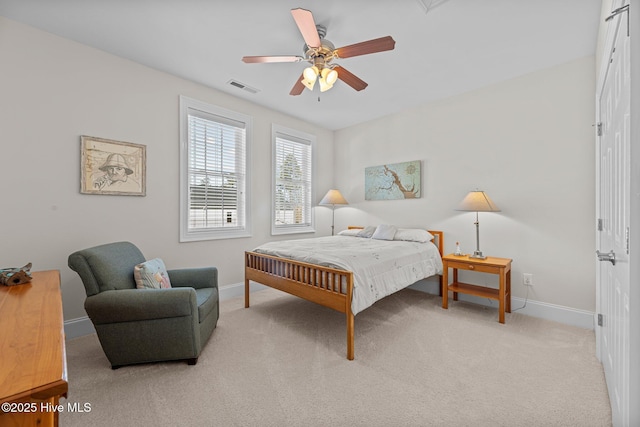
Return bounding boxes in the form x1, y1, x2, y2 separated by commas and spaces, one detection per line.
596, 250, 616, 265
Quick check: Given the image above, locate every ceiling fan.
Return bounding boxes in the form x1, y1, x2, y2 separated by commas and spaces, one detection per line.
242, 8, 396, 95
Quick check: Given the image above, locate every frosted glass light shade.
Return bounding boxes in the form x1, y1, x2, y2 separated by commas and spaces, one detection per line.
324, 68, 338, 85
303, 66, 318, 81
319, 68, 337, 92
302, 66, 318, 90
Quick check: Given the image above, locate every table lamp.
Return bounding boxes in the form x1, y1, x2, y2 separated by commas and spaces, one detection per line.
319, 189, 348, 235
456, 190, 500, 259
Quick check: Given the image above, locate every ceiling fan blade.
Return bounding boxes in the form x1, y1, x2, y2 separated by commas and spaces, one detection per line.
290, 74, 305, 96
334, 66, 368, 91
291, 8, 321, 48
335, 36, 396, 59
242, 55, 303, 64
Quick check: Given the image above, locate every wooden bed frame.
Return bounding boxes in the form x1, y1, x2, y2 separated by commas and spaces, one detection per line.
244, 228, 444, 360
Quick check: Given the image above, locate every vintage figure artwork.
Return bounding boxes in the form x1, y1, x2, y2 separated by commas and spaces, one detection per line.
365, 160, 421, 200
80, 136, 146, 196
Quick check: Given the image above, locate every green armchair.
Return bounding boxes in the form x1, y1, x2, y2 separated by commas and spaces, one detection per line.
68, 241, 218, 368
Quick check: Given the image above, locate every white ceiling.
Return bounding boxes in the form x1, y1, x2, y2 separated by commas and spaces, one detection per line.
0, 0, 602, 130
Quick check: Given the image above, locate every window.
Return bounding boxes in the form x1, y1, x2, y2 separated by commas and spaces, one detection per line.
272, 124, 315, 235
180, 96, 251, 241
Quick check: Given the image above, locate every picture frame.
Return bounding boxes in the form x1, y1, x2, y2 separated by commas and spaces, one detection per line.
365, 160, 421, 200
80, 136, 146, 196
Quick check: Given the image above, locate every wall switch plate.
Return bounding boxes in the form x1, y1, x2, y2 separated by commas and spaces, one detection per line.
523, 273, 533, 286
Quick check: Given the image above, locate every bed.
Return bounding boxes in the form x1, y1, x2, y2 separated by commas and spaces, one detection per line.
244, 226, 444, 360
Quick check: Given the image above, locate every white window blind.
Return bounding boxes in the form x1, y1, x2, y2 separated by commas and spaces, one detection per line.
272, 125, 314, 234
180, 96, 251, 241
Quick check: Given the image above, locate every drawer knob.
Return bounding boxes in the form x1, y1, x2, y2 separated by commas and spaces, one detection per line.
468, 265, 475, 270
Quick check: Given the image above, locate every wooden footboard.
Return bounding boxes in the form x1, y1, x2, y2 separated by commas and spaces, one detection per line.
245, 229, 443, 361
245, 252, 355, 359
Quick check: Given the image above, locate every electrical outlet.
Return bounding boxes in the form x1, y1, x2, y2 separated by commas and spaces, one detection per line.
523, 273, 533, 286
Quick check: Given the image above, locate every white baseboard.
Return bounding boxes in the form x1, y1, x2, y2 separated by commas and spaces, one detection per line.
506, 296, 595, 329
219, 281, 268, 300
64, 280, 594, 340
64, 316, 96, 339
64, 282, 268, 340
407, 279, 594, 329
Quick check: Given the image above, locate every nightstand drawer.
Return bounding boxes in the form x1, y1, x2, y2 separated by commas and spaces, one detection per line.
446, 260, 500, 274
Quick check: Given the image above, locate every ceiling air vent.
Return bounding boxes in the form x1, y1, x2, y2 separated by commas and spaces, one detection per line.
227, 80, 260, 94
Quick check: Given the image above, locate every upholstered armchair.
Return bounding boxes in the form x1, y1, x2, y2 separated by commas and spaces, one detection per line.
68, 241, 218, 369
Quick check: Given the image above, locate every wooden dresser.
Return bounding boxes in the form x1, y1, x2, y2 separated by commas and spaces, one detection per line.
0, 270, 68, 427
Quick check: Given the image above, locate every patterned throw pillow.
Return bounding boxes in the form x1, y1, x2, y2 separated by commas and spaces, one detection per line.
134, 258, 172, 289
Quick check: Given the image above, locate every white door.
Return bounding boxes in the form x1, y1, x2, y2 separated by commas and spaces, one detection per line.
596, 5, 630, 426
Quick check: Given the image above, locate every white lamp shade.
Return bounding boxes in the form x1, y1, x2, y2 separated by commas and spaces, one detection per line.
319, 189, 348, 205
456, 190, 500, 212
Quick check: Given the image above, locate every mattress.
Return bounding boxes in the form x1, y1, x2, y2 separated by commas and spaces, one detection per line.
253, 235, 443, 315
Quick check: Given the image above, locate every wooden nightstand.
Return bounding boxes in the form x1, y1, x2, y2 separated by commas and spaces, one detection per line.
441, 254, 512, 323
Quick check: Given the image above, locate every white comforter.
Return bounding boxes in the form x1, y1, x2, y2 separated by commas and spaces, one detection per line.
253, 235, 443, 315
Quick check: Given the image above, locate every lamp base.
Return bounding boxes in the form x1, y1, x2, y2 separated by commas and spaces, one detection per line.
469, 251, 487, 260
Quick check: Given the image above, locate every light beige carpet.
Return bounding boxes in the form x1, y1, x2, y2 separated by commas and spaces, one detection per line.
60, 288, 611, 426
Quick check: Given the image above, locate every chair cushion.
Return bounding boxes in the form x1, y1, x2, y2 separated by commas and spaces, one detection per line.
134, 258, 172, 289
195, 287, 218, 323
84, 288, 197, 324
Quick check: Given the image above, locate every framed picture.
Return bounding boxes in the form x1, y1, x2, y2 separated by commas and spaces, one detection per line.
365, 160, 421, 200
80, 136, 146, 196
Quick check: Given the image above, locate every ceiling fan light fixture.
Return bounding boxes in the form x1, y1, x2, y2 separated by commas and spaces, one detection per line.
243, 9, 395, 96
318, 68, 337, 92
302, 66, 319, 90
323, 68, 338, 85
319, 80, 331, 92
303, 66, 319, 81
302, 77, 316, 91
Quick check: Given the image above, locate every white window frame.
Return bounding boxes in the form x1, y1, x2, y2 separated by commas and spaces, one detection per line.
179, 96, 252, 242
271, 124, 315, 235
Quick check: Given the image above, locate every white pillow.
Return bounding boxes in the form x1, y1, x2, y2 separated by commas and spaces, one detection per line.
337, 229, 361, 236
394, 228, 435, 243
371, 224, 397, 240
356, 226, 376, 238
134, 258, 172, 289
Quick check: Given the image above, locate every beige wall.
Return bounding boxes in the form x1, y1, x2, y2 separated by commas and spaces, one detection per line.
0, 17, 335, 320
0, 15, 598, 322
334, 56, 596, 312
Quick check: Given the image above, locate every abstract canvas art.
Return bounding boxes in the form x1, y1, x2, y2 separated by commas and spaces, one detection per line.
365, 160, 421, 200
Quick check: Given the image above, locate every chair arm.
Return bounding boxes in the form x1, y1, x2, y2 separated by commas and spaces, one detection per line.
85, 288, 197, 325
167, 267, 218, 290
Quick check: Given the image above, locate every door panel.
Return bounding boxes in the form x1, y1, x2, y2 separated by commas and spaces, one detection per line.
597, 8, 630, 426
